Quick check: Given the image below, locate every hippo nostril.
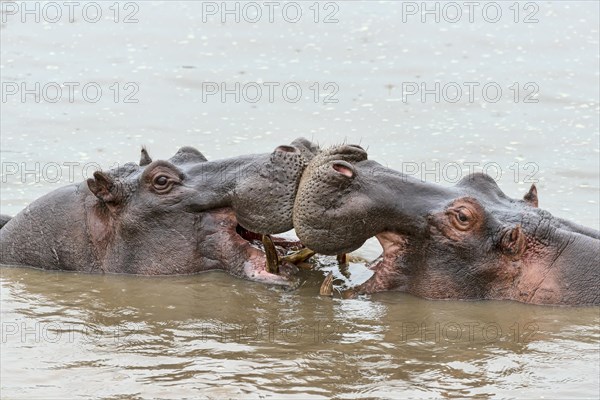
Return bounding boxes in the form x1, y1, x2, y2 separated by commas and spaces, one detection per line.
275, 145, 298, 153
332, 162, 354, 178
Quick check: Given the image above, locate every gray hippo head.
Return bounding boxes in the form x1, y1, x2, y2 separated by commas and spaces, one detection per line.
158, 137, 319, 235
1, 138, 319, 286
293, 147, 599, 305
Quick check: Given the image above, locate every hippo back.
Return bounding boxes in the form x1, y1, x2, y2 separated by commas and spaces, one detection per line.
0, 183, 98, 271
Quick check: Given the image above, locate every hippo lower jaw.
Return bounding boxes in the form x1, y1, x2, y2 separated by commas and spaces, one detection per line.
209, 208, 311, 288
359, 232, 410, 292
320, 231, 411, 298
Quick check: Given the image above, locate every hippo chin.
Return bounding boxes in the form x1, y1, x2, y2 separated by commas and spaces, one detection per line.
294, 146, 600, 305
0, 138, 319, 286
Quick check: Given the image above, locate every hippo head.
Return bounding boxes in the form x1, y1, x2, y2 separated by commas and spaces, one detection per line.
294, 148, 600, 305
82, 138, 319, 282
1, 139, 319, 285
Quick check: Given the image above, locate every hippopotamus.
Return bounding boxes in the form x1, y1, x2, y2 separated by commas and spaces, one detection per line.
293, 145, 600, 305
0, 138, 319, 286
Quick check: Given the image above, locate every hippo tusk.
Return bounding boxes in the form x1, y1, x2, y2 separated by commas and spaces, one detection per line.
319, 272, 359, 298
280, 248, 315, 265
319, 272, 334, 296
262, 235, 280, 274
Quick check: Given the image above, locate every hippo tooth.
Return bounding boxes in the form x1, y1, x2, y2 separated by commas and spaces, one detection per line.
261, 235, 280, 274
319, 272, 334, 297
280, 248, 315, 265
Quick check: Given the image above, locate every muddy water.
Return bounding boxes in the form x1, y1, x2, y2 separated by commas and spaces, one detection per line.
1, 1, 599, 398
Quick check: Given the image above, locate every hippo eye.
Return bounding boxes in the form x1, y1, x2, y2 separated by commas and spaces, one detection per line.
152, 175, 173, 192
451, 207, 474, 230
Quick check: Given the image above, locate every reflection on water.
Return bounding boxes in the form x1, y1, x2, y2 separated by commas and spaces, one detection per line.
1, 267, 598, 398
1, 1, 599, 398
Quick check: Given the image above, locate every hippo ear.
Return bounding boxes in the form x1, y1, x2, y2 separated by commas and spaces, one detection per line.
87, 171, 121, 204
523, 184, 538, 207
500, 225, 527, 260
140, 146, 152, 166
169, 146, 207, 164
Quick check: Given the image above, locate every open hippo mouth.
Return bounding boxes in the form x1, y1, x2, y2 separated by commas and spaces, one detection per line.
177, 208, 314, 288
231, 214, 315, 286
316, 231, 410, 297
293, 146, 600, 305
